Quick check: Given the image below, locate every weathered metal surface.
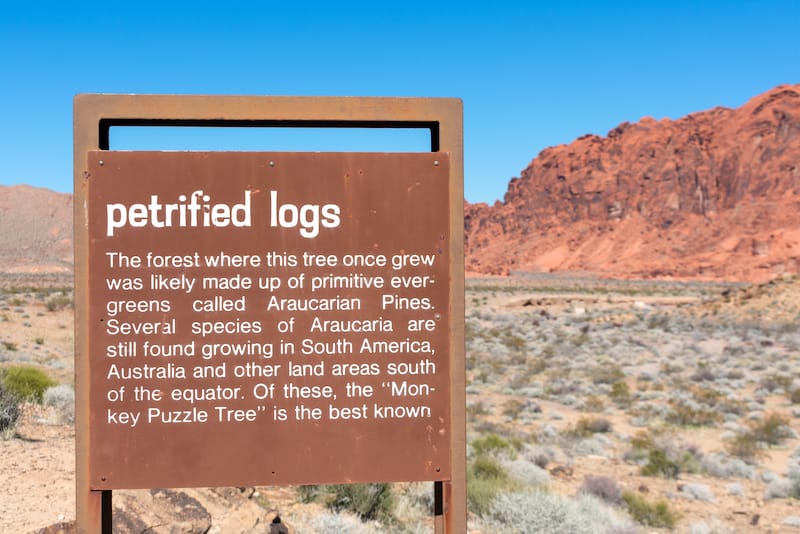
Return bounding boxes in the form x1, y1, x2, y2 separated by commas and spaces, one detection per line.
74, 94, 465, 533
86, 150, 450, 489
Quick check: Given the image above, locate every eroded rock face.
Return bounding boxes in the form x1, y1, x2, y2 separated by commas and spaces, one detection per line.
466, 85, 800, 281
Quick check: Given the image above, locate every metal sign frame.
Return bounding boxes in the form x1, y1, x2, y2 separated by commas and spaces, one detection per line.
73, 94, 465, 533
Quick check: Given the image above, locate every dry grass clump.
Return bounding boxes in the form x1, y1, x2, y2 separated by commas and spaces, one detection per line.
579, 475, 622, 504
726, 412, 794, 462
665, 400, 722, 427
567, 417, 612, 438
622, 491, 680, 528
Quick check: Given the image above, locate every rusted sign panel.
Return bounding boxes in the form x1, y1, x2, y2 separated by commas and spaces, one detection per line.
87, 151, 451, 489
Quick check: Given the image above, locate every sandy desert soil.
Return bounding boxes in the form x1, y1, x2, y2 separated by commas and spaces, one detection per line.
2, 275, 800, 533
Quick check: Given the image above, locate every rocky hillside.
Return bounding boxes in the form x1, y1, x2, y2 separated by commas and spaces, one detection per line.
466, 85, 800, 281
0, 185, 72, 273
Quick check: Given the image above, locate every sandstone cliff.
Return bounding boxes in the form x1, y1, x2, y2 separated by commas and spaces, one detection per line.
466, 85, 800, 281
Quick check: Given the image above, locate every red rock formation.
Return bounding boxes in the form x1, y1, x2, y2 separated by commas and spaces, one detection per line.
466, 85, 800, 281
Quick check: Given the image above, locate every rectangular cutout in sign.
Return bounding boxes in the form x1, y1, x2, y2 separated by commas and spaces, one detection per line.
87, 150, 451, 489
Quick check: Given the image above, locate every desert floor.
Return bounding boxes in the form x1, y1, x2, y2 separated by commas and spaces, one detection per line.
2, 274, 800, 533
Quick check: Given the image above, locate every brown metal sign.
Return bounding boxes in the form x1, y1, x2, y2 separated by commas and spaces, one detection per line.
87, 150, 451, 489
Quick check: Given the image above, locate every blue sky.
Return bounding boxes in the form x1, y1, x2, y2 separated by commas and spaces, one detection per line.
1, 1, 797, 203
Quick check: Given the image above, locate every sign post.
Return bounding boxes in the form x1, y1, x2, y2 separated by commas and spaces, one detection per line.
74, 95, 465, 533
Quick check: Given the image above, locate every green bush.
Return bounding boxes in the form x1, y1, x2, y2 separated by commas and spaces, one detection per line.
472, 433, 516, 457
297, 484, 321, 503
0, 365, 56, 403
324, 483, 394, 522
471, 455, 507, 480
592, 364, 625, 385
467, 454, 519, 517
622, 491, 679, 528
641, 449, 680, 478
609, 381, 631, 405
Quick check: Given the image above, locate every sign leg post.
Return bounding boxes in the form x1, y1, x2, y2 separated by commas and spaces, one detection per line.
101, 490, 112, 533
434, 481, 445, 533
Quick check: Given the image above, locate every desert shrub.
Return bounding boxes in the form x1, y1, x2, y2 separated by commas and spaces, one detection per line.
1, 365, 56, 403
725, 432, 765, 463
679, 483, 715, 502
472, 433, 516, 457
502, 399, 526, 419
622, 491, 680, 528
727, 483, 745, 496
297, 484, 321, 503
579, 475, 621, 504
701, 452, 756, 479
1, 341, 18, 352
690, 365, 716, 382
298, 483, 394, 523
500, 330, 526, 352
397, 482, 434, 515
324, 483, 394, 522
790, 388, 800, 404
45, 293, 73, 312
580, 395, 603, 412
609, 381, 631, 405
592, 364, 625, 385
666, 401, 722, 427
630, 429, 659, 451
485, 490, 639, 533
467, 454, 516, 516
759, 374, 792, 393
751, 412, 793, 445
308, 510, 378, 534
647, 314, 672, 331
466, 400, 489, 418
661, 362, 683, 375
502, 457, 550, 487
764, 478, 793, 500
472, 455, 507, 480
0, 385, 21, 432
641, 449, 680, 478
677, 449, 703, 474
43, 384, 75, 424
569, 417, 612, 437
727, 412, 794, 462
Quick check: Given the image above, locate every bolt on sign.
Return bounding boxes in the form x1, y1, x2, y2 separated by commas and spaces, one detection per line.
75, 95, 466, 532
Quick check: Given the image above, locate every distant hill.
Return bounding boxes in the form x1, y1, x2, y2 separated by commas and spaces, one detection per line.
465, 84, 800, 281
0, 185, 72, 274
